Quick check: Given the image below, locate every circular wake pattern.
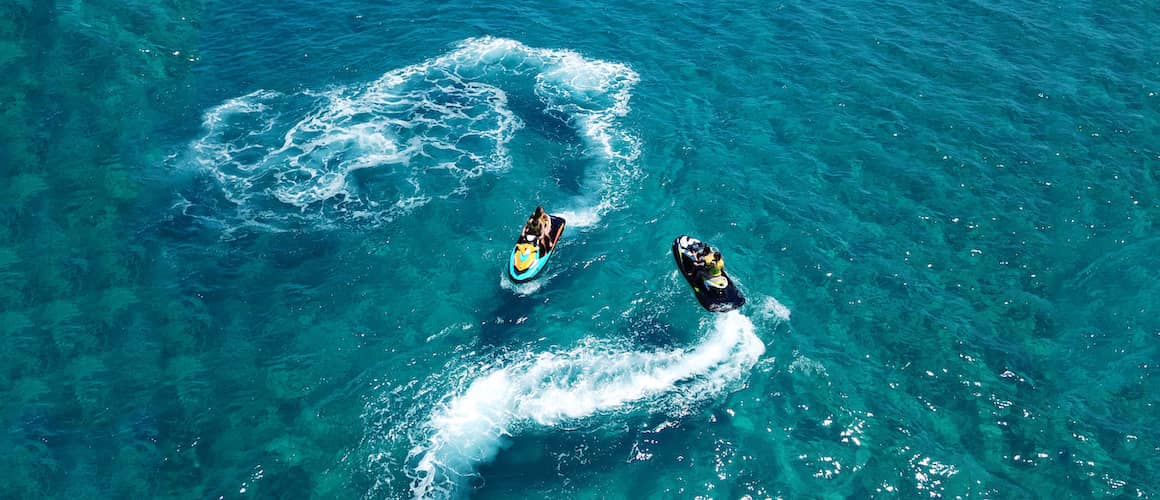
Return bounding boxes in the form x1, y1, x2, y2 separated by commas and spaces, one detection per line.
188, 37, 640, 230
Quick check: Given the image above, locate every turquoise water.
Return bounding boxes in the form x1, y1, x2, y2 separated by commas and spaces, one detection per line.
2, 0, 1157, 497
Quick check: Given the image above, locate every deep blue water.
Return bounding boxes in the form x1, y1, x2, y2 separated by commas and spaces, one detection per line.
2, 0, 1157, 497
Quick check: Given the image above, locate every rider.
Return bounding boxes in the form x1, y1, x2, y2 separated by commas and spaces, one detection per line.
704, 251, 725, 277
689, 244, 723, 279
689, 244, 710, 273
522, 206, 553, 252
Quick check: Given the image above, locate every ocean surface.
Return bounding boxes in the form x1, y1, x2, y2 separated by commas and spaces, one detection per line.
2, 0, 1157, 497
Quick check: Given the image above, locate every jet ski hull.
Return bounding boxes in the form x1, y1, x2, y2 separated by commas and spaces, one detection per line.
672, 235, 745, 312
508, 215, 566, 282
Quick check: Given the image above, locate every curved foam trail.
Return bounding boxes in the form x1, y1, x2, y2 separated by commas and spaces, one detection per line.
407, 311, 765, 499
188, 37, 640, 230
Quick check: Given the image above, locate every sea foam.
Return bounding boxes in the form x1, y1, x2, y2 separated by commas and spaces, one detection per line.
404, 311, 766, 499
189, 37, 640, 230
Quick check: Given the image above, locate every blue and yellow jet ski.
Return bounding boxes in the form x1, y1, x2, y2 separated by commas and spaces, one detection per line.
672, 235, 745, 312
508, 211, 566, 282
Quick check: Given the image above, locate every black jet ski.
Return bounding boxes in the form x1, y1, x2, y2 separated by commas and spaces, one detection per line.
672, 235, 745, 312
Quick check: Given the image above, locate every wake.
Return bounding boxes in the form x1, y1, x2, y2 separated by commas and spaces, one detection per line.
388, 301, 788, 499
186, 37, 640, 230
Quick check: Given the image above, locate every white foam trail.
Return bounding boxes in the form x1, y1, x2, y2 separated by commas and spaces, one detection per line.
188, 37, 640, 230
405, 311, 765, 499
498, 272, 548, 296
554, 206, 603, 230
788, 351, 828, 377
757, 296, 792, 322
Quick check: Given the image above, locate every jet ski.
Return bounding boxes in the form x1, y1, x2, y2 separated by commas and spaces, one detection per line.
672, 235, 745, 312
508, 212, 566, 282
